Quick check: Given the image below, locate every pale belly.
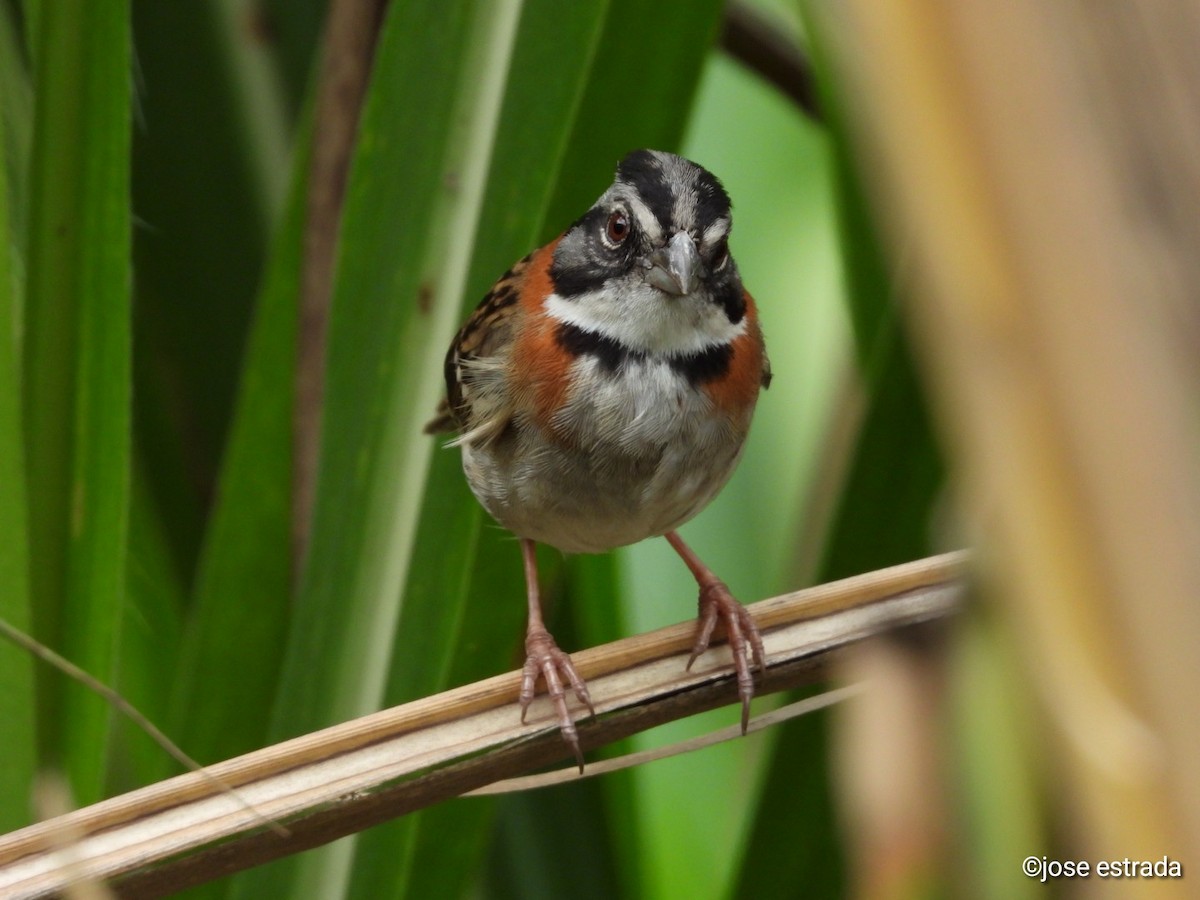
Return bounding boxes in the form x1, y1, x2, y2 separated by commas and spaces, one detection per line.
459, 357, 753, 553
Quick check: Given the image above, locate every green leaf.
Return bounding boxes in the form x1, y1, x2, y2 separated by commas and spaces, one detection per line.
951, 610, 1045, 900
22, 0, 132, 805
485, 776, 633, 900
0, 35, 36, 831
540, 0, 726, 235
168, 126, 307, 771
130, 0, 283, 581
801, 8, 944, 583
731, 701, 845, 900
0, 5, 31, 259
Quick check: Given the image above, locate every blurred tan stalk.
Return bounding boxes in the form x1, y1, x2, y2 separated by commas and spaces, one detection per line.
817, 1, 1200, 896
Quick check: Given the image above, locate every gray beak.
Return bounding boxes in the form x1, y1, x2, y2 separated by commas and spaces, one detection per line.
644, 231, 702, 296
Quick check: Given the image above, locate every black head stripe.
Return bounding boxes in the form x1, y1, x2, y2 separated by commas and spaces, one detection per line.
616, 150, 731, 235
693, 177, 732, 232
616, 151, 674, 232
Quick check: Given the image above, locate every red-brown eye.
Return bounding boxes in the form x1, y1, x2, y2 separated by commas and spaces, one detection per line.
605, 210, 630, 245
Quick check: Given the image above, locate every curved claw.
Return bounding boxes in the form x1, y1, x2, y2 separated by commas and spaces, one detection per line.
520, 628, 595, 771
687, 579, 766, 734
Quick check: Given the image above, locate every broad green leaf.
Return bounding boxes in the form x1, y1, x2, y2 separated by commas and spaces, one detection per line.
0, 5, 31, 259
485, 776, 632, 900
541, 0, 726, 235
817, 337, 942, 578
169, 126, 307, 771
0, 42, 36, 832
800, 0, 942, 582
130, 0, 283, 581
20, 1, 40, 67
732, 700, 845, 899
23, 0, 132, 805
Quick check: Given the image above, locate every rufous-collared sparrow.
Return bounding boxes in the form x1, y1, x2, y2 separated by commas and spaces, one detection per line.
426, 149, 771, 767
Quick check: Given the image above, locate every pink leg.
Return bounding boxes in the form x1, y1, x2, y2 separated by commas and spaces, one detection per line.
518, 538, 594, 771
665, 530, 766, 733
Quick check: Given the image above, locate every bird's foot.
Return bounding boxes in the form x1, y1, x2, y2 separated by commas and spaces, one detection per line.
520, 628, 595, 771
687, 579, 766, 733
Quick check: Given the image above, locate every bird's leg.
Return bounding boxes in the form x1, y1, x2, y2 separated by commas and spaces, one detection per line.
518, 538, 595, 771
664, 530, 766, 733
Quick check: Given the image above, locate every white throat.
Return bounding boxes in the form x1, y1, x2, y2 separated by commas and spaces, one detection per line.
544, 285, 744, 356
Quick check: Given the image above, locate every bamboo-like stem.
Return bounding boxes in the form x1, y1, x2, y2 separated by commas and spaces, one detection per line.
0, 552, 965, 899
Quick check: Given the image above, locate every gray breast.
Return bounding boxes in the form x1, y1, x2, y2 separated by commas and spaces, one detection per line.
460, 356, 750, 553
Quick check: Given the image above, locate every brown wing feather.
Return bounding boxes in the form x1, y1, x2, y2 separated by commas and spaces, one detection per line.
422, 251, 534, 436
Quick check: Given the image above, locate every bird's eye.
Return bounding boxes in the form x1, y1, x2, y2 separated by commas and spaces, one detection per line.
604, 210, 630, 246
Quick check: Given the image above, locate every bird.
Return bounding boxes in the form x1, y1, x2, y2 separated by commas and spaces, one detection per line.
426, 149, 771, 768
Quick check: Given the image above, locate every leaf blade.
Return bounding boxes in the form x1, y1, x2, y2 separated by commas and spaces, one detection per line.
23, 0, 132, 805
0, 20, 36, 831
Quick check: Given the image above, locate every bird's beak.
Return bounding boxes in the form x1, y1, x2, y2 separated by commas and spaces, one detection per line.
644, 231, 702, 296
